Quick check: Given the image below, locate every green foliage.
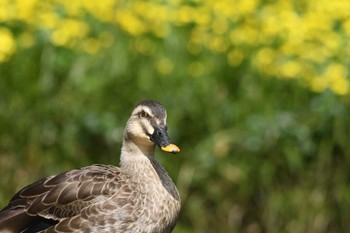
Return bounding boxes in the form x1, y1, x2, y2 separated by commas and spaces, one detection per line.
1, 1, 350, 233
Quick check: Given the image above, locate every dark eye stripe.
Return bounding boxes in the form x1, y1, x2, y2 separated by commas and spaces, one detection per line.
140, 116, 165, 137
141, 121, 152, 137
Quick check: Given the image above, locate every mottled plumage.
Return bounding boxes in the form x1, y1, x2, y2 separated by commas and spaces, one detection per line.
0, 100, 181, 233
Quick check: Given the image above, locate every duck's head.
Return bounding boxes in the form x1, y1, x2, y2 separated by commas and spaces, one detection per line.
124, 100, 180, 154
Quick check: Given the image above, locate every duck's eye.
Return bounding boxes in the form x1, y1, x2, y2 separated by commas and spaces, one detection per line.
139, 111, 148, 118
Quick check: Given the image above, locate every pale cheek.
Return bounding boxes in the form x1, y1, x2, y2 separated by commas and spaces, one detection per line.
143, 120, 155, 135
132, 119, 154, 138
127, 122, 144, 138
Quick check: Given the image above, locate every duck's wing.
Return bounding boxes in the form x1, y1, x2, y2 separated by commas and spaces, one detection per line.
0, 164, 130, 232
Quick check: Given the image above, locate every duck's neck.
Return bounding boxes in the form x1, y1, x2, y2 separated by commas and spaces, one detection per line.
120, 136, 156, 168
120, 136, 180, 201
120, 136, 161, 184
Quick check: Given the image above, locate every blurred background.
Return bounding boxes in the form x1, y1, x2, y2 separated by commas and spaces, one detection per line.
1, 0, 350, 232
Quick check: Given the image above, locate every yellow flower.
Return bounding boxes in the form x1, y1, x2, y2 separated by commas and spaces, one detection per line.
51, 19, 89, 46
0, 0, 348, 95
330, 76, 349, 95
0, 0, 11, 21
38, 12, 59, 30
236, 0, 258, 15
310, 76, 329, 93
253, 48, 276, 70
229, 24, 259, 46
0, 28, 16, 62
321, 32, 341, 52
211, 19, 229, 35
115, 9, 146, 36
309, 63, 350, 95
14, 0, 38, 22
174, 5, 195, 25
82, 0, 116, 22
279, 61, 301, 79
325, 63, 349, 95
342, 19, 350, 37
56, 0, 82, 17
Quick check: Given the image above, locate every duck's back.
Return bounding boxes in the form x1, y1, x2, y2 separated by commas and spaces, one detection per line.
0, 162, 180, 233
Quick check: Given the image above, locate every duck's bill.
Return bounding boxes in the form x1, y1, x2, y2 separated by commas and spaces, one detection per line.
150, 126, 180, 154
161, 144, 180, 154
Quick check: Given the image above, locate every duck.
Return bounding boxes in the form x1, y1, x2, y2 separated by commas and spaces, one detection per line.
0, 100, 181, 233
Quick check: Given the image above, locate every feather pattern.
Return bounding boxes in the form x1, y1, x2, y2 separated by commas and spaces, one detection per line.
0, 100, 181, 233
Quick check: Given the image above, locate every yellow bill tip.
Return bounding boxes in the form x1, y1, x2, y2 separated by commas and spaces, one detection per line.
161, 144, 180, 154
